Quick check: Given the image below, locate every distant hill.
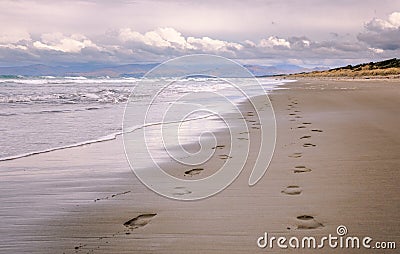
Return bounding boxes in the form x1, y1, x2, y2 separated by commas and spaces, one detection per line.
0, 63, 327, 78
289, 58, 400, 78
0, 63, 158, 78
69, 64, 159, 78
245, 64, 328, 77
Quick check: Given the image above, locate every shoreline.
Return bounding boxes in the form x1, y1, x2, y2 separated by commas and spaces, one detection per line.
1, 78, 399, 253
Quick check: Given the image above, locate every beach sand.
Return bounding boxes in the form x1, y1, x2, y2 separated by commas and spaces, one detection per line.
1, 79, 399, 253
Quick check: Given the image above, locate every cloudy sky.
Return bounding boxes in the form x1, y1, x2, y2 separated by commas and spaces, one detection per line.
1, 0, 400, 67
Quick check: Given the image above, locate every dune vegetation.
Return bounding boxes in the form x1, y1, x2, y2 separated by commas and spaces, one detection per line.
290, 58, 400, 78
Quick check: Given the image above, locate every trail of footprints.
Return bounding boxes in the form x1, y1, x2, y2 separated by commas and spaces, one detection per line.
174, 110, 258, 197
76, 111, 265, 252
74, 100, 328, 252
179, 110, 258, 181
284, 96, 324, 230
79, 139, 237, 251
177, 111, 255, 193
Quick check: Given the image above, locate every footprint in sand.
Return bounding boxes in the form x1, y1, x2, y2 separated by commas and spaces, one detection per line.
111, 191, 131, 198
289, 113, 296, 116
74, 244, 87, 250
281, 185, 302, 195
300, 135, 311, 139
124, 214, 157, 229
184, 168, 204, 176
302, 122, 312, 125
294, 166, 312, 173
173, 187, 192, 196
219, 154, 232, 160
248, 120, 257, 123
295, 110, 301, 113
311, 129, 323, 132
212, 145, 225, 150
288, 153, 302, 158
247, 111, 254, 116
295, 116, 302, 118
94, 191, 132, 202
251, 126, 260, 129
237, 137, 249, 140
297, 126, 306, 129
303, 143, 316, 148
296, 215, 324, 229
289, 119, 296, 121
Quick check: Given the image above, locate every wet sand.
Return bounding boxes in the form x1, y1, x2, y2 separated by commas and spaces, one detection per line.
1, 79, 399, 253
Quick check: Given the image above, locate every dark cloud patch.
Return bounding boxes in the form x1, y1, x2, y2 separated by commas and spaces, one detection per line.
358, 28, 400, 50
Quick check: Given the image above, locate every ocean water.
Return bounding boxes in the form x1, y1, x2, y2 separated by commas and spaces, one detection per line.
0, 76, 287, 161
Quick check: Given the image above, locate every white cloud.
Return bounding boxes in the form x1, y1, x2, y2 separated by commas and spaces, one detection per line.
156, 27, 188, 49
369, 47, 384, 53
302, 40, 311, 47
0, 44, 28, 50
119, 27, 242, 52
366, 18, 396, 31
0, 30, 30, 52
0, 30, 30, 44
187, 36, 242, 51
287, 37, 312, 49
259, 36, 291, 48
243, 40, 256, 47
365, 12, 400, 31
33, 33, 101, 53
119, 28, 172, 48
388, 12, 400, 27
